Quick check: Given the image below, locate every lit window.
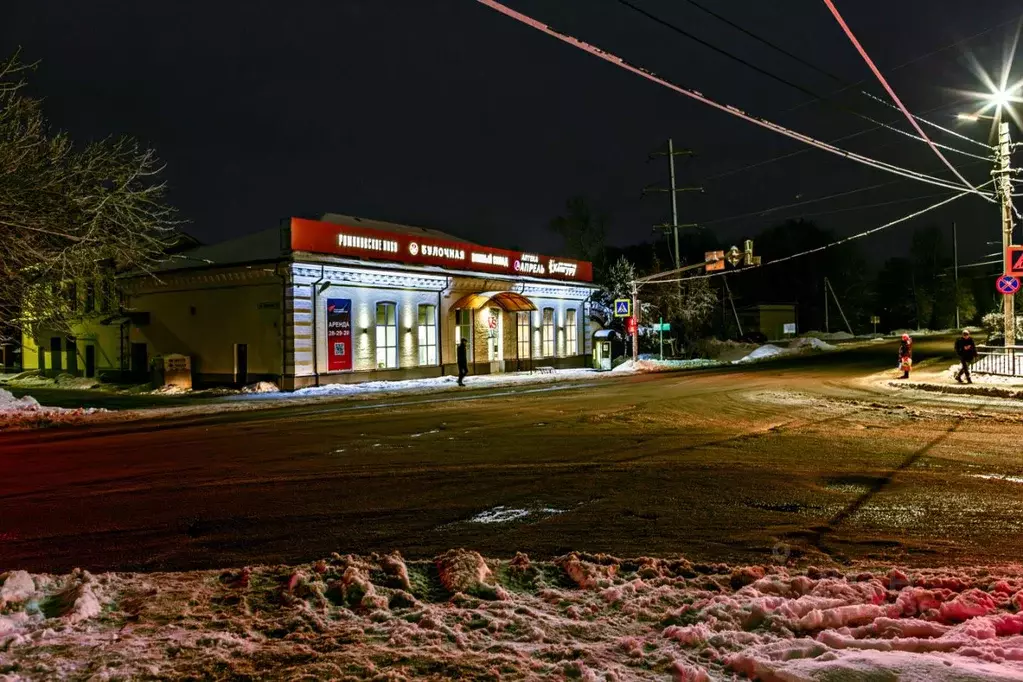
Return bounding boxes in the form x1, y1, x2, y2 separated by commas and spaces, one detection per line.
542, 308, 555, 358
455, 309, 472, 354
375, 302, 398, 369
517, 312, 530, 359
566, 309, 577, 355
418, 304, 437, 366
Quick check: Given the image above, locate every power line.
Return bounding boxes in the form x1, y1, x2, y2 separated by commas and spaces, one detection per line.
706, 189, 956, 227
650, 188, 979, 284
613, 0, 987, 162
821, 0, 990, 198
474, 0, 995, 200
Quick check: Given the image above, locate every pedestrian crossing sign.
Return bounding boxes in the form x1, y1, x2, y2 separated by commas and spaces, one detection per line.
614, 299, 631, 317
1009, 246, 1023, 276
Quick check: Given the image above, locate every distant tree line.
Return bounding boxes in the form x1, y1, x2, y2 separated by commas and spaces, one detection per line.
549, 196, 987, 350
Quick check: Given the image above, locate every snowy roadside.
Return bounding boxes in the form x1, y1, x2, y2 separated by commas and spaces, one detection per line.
4, 552, 1023, 681
0, 389, 106, 430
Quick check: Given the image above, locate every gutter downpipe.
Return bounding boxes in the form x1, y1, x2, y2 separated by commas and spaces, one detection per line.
310, 265, 327, 387
275, 262, 289, 390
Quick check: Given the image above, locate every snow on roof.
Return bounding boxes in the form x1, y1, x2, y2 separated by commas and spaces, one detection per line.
154, 227, 285, 272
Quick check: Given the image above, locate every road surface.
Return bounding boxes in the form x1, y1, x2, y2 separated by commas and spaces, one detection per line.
4, 336, 1023, 574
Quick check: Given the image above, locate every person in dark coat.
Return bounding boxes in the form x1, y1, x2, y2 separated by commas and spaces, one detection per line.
898, 333, 912, 379
456, 338, 469, 386
954, 329, 978, 384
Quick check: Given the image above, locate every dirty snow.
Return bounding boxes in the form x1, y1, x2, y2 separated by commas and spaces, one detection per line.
6, 555, 1023, 680
0, 388, 106, 429
736, 338, 838, 363
6, 372, 100, 390
612, 358, 721, 374
240, 381, 279, 394
467, 506, 565, 524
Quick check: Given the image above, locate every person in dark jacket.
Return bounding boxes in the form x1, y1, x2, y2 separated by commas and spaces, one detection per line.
456, 338, 469, 386
898, 333, 912, 379
954, 329, 978, 384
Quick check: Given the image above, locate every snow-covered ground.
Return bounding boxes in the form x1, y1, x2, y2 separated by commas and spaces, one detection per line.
0, 388, 105, 429
5, 553, 1023, 680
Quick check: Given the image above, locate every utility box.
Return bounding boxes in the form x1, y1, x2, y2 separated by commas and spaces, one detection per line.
155, 354, 192, 390
592, 329, 622, 371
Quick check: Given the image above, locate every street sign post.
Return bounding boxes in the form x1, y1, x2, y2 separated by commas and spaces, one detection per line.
725, 246, 743, 267
654, 318, 672, 359
1008, 246, 1023, 277
614, 299, 632, 317
997, 274, 1020, 295
870, 315, 880, 334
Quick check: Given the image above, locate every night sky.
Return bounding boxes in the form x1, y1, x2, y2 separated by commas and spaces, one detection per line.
2, 1, 1020, 265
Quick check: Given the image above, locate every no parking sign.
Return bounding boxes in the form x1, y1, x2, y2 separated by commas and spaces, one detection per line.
997, 274, 1020, 295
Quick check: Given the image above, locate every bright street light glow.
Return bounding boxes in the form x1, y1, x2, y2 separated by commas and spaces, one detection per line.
957, 113, 981, 122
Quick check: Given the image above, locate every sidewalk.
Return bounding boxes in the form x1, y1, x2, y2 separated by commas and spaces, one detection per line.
885, 360, 1023, 400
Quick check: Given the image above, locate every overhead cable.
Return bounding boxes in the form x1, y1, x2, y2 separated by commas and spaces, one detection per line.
615, 0, 990, 161
643, 186, 988, 284
821, 0, 991, 198
474, 0, 995, 200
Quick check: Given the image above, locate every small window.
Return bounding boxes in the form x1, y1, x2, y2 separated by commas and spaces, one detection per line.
375, 302, 398, 369
84, 283, 96, 313
542, 308, 555, 358
517, 312, 530, 359
67, 283, 78, 314
566, 309, 578, 355
418, 304, 437, 366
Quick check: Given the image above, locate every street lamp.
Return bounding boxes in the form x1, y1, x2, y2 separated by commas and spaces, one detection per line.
958, 87, 1020, 346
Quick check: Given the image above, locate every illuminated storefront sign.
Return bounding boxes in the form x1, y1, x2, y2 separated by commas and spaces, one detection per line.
326, 298, 353, 372
291, 218, 592, 282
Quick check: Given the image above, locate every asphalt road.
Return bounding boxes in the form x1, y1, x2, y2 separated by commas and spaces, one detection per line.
4, 336, 1023, 574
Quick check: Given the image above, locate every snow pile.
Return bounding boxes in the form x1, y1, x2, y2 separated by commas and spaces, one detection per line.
736, 344, 787, 363
0, 388, 106, 429
790, 337, 837, 352
6, 556, 1023, 680
612, 358, 721, 374
802, 331, 854, 341
240, 381, 279, 394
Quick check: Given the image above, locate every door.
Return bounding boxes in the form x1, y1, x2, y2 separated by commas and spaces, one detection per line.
65, 338, 78, 375
131, 343, 148, 381
49, 337, 62, 373
85, 345, 96, 378
235, 343, 248, 387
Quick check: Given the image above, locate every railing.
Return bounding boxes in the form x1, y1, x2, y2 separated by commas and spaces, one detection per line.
974, 345, 1023, 377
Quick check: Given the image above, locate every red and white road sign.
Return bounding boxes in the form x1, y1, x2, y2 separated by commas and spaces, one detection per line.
1008, 246, 1023, 277
626, 316, 638, 335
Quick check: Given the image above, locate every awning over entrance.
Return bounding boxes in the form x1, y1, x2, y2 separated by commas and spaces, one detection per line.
451, 291, 537, 312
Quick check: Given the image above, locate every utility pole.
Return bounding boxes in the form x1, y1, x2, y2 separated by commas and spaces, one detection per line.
996, 121, 1016, 346
953, 221, 960, 330
645, 139, 703, 269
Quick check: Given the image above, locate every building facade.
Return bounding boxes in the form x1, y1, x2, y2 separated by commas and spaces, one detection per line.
56, 215, 597, 390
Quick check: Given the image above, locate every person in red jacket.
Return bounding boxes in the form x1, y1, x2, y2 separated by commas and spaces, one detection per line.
898, 334, 912, 379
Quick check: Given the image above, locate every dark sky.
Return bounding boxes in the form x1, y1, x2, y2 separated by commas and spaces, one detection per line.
2, 1, 1020, 266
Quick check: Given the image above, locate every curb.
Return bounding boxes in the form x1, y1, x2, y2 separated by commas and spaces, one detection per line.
888, 380, 1023, 400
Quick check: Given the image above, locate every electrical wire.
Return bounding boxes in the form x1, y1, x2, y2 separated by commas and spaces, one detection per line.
642, 185, 989, 284
821, 0, 991, 198
860, 92, 992, 150
615, 0, 990, 162
474, 0, 995, 200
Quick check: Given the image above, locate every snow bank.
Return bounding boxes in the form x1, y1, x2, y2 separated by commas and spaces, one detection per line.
790, 337, 837, 352
612, 358, 721, 374
736, 344, 787, 362
240, 381, 279, 394
736, 338, 839, 363
7, 372, 101, 390
5, 556, 1023, 679
0, 388, 106, 429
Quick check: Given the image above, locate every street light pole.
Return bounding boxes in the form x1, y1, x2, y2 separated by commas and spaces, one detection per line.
996, 121, 1016, 346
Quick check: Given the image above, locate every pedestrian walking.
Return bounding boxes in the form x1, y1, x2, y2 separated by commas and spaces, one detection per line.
898, 333, 912, 379
456, 338, 469, 386
954, 329, 978, 384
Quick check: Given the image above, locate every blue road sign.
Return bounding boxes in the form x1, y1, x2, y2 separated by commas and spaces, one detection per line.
614, 299, 632, 317
997, 274, 1020, 295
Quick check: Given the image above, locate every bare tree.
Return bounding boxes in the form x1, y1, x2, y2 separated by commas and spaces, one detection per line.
0, 51, 178, 334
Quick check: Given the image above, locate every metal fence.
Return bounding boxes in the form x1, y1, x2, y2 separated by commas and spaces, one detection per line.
974, 345, 1023, 377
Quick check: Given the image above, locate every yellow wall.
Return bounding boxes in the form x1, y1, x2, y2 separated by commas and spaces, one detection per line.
22, 320, 123, 377
129, 272, 283, 381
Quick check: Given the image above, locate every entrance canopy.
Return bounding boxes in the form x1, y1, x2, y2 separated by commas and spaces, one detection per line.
451, 291, 537, 312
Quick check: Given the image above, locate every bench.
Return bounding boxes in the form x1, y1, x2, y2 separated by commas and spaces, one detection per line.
532, 366, 555, 375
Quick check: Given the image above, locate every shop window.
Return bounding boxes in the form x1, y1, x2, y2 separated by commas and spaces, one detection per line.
542, 308, 555, 358
517, 312, 530, 359
418, 304, 437, 366
455, 309, 471, 354
566, 309, 578, 355
376, 302, 398, 369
